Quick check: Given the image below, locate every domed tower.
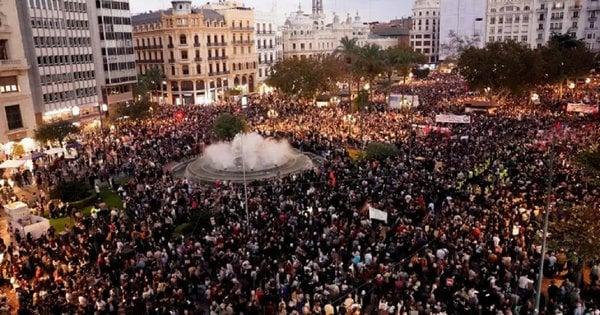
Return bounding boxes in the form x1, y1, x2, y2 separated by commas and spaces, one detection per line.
172, 0, 192, 15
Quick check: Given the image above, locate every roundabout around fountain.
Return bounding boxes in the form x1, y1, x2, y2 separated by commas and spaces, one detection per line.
179, 132, 318, 183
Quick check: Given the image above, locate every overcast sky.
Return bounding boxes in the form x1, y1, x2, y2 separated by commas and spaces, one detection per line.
128, 0, 412, 24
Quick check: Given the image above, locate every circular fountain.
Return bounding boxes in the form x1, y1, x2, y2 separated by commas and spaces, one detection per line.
184, 132, 315, 183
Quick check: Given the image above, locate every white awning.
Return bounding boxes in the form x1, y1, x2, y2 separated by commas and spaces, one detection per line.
0, 160, 25, 169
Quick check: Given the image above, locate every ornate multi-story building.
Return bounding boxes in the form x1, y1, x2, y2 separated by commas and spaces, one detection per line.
17, 0, 100, 122
410, 0, 441, 64
485, 0, 599, 51
0, 0, 37, 143
132, 0, 256, 105
281, 0, 377, 59
88, 0, 137, 111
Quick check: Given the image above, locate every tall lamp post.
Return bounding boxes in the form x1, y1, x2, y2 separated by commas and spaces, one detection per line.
71, 106, 80, 125
100, 103, 108, 129
360, 83, 370, 149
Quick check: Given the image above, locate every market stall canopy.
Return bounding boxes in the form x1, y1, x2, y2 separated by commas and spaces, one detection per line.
0, 160, 25, 169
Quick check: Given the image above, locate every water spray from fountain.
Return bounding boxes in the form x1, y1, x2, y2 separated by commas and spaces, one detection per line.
203, 132, 295, 171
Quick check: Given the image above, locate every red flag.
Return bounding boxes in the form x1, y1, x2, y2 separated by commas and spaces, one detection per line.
328, 171, 336, 187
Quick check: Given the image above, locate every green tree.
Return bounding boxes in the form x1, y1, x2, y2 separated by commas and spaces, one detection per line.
335, 36, 363, 98
115, 100, 153, 121
267, 57, 343, 98
549, 204, 600, 260
213, 113, 247, 140
540, 34, 595, 95
365, 142, 400, 161
458, 41, 543, 97
379, 46, 426, 101
34, 121, 80, 144
135, 67, 164, 101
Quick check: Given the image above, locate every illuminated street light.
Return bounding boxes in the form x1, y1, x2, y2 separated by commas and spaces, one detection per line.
101, 104, 108, 112
71, 106, 80, 117
585, 78, 591, 84
568, 82, 576, 89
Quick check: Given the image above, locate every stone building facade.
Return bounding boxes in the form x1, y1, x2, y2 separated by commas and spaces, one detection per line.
132, 0, 256, 105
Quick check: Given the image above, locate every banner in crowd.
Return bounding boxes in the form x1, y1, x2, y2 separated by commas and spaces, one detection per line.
435, 114, 471, 124
368, 206, 388, 223
566, 103, 599, 114
414, 125, 452, 137
389, 94, 419, 109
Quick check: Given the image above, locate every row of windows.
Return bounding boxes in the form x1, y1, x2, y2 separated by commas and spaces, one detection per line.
96, 0, 129, 10
31, 18, 89, 30
34, 36, 92, 48
257, 39, 274, 49
40, 71, 95, 85
255, 23, 273, 33
258, 53, 275, 64
104, 61, 136, 72
43, 88, 97, 104
0, 77, 19, 94
63, 1, 87, 12
101, 47, 134, 56
106, 76, 137, 85
98, 16, 132, 26
490, 15, 531, 24
169, 61, 257, 76
37, 54, 93, 66
99, 32, 133, 41
28, 0, 61, 10
488, 35, 529, 43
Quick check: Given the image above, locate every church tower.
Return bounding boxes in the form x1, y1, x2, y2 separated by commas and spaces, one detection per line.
312, 0, 323, 16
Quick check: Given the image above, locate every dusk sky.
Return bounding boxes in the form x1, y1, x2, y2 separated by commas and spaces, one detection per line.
128, 0, 412, 24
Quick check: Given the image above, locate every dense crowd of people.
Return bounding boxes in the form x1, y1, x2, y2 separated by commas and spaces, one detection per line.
0, 73, 599, 314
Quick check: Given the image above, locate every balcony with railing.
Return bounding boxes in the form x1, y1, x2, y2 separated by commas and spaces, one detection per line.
207, 42, 227, 47
231, 26, 254, 31
208, 70, 230, 76
208, 56, 228, 61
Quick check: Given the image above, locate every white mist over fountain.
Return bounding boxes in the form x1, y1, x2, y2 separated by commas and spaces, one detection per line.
183, 132, 316, 183
204, 132, 295, 171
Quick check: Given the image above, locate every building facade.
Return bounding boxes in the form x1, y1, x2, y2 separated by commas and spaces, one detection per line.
88, 0, 137, 111
370, 18, 412, 47
439, 0, 487, 61
255, 10, 279, 89
132, 0, 256, 105
485, 0, 599, 51
410, 0, 441, 64
281, 0, 371, 59
0, 0, 37, 143
17, 0, 100, 122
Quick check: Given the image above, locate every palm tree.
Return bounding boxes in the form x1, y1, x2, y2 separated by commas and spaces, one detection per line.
394, 47, 427, 84
335, 36, 362, 100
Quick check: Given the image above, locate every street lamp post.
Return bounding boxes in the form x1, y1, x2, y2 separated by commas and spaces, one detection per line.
161, 81, 167, 105
100, 103, 108, 129
361, 83, 370, 149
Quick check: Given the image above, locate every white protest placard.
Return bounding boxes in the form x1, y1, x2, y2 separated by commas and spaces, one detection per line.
566, 103, 598, 114
368, 206, 388, 223
389, 94, 419, 109
435, 114, 471, 124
